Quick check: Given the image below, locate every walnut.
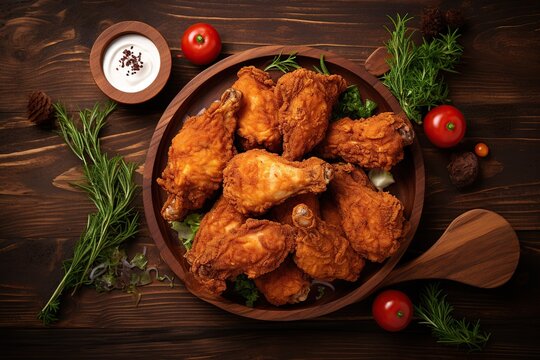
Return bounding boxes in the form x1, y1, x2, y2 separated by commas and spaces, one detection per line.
447, 152, 479, 188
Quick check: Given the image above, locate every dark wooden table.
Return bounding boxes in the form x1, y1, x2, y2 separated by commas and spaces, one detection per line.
1, 0, 539, 358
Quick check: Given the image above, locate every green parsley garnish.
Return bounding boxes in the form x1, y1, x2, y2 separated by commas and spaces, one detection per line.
233, 274, 260, 307
171, 213, 203, 250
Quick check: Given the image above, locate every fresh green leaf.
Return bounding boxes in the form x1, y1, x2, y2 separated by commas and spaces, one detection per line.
171, 213, 203, 250
415, 283, 491, 351
130, 253, 148, 270
332, 85, 378, 120
233, 274, 260, 307
264, 52, 301, 73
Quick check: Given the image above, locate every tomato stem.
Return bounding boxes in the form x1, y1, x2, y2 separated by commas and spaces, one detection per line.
196, 34, 204, 44
397, 310, 404, 318
446, 122, 455, 131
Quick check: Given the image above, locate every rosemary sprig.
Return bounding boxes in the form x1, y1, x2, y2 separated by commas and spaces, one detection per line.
37, 102, 139, 325
382, 14, 463, 124
415, 283, 491, 351
264, 52, 301, 73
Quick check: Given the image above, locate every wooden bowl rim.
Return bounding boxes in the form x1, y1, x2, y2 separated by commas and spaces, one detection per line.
89, 21, 172, 104
143, 45, 425, 321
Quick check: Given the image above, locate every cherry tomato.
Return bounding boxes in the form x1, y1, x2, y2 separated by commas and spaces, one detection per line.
181, 23, 222, 65
475, 142, 489, 157
423, 105, 466, 148
372, 289, 413, 332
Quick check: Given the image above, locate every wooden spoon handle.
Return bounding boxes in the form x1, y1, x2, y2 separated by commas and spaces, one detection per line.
380, 209, 520, 288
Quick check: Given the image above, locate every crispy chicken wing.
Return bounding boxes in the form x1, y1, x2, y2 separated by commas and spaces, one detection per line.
330, 163, 408, 262
317, 112, 414, 170
292, 204, 364, 282
157, 88, 242, 221
189, 219, 296, 295
232, 66, 281, 152
223, 149, 333, 215
275, 68, 347, 160
254, 258, 311, 306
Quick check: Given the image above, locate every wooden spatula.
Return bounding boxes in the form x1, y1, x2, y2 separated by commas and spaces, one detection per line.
380, 209, 520, 288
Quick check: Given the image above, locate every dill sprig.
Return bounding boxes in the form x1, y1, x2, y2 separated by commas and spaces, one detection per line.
382, 14, 463, 124
415, 283, 491, 351
264, 52, 301, 73
37, 102, 139, 325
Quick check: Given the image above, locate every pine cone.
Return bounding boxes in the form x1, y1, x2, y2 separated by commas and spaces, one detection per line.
27, 91, 54, 127
421, 7, 445, 39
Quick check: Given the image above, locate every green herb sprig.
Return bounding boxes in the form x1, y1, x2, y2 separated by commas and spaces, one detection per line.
264, 52, 301, 73
37, 102, 139, 325
171, 213, 203, 250
382, 14, 463, 124
415, 283, 491, 351
233, 274, 260, 307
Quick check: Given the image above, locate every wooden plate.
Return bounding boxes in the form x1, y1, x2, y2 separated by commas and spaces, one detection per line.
143, 45, 425, 320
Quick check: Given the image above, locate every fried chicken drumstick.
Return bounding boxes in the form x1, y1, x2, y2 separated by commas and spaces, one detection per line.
232, 66, 281, 152
317, 112, 414, 170
330, 163, 408, 262
292, 203, 364, 282
223, 149, 333, 215
157, 88, 241, 221
275, 68, 347, 160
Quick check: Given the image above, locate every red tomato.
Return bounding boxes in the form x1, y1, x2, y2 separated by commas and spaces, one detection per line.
372, 289, 413, 332
181, 23, 222, 65
423, 105, 466, 148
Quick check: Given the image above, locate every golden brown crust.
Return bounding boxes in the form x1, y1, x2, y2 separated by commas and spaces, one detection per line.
232, 66, 282, 152
292, 203, 365, 281
157, 88, 241, 221
222, 149, 333, 215
317, 112, 414, 170
254, 258, 311, 306
330, 163, 408, 262
275, 68, 347, 160
189, 219, 296, 295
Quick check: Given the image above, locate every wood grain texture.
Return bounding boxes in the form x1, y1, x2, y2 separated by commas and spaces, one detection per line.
1, 0, 539, 358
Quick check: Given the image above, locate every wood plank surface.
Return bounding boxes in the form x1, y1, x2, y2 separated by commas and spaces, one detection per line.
1, 0, 539, 358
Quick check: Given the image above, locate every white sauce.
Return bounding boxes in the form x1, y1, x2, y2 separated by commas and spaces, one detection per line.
102, 34, 160, 93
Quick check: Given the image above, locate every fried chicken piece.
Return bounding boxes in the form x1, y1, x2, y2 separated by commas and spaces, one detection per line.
292, 204, 365, 282
189, 219, 296, 295
186, 196, 246, 266
157, 88, 242, 221
232, 66, 281, 152
269, 193, 320, 225
330, 163, 408, 262
254, 258, 311, 306
319, 193, 344, 232
275, 68, 347, 160
317, 112, 414, 170
223, 149, 333, 215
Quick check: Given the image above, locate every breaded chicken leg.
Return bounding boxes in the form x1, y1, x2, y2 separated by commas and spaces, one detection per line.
275, 68, 347, 160
157, 88, 241, 221
223, 149, 333, 215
